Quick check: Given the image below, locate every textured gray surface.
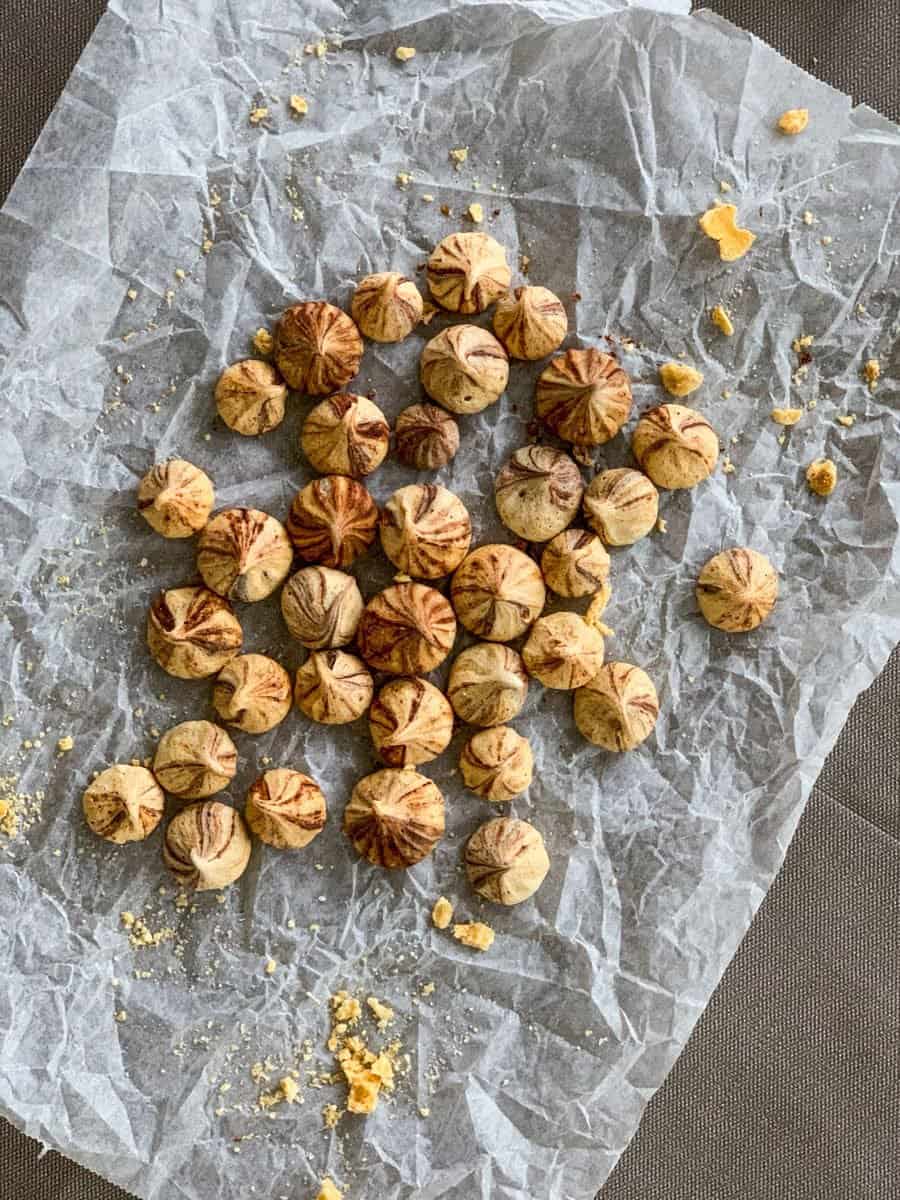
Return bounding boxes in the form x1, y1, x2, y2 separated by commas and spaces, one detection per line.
1, 2, 898, 1198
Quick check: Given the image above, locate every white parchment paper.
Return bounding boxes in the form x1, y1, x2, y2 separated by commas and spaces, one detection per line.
1, 3, 899, 1198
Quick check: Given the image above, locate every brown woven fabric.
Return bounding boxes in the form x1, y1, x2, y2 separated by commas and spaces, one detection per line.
1, 3, 898, 1199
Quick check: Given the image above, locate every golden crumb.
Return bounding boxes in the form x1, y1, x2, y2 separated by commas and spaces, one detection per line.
331, 992, 361, 1024
439, 203, 451, 217
289, 94, 308, 116
202, 238, 214, 254
259, 1075, 300, 1109
317, 1179, 343, 1200
252, 328, 274, 355
396, 171, 412, 188
419, 1105, 431, 1118
721, 456, 736, 475
431, 897, 453, 930
820, 235, 833, 247
421, 193, 434, 203
656, 517, 667, 534
792, 334, 814, 353
57, 736, 74, 753
395, 46, 416, 62
265, 958, 278, 975
659, 361, 704, 397
802, 210, 815, 226
174, 267, 187, 281
806, 458, 837, 496
449, 146, 468, 167
466, 202, 484, 223
771, 407, 803, 426
698, 203, 755, 261
421, 981, 436, 996
393, 572, 413, 583
249, 106, 269, 126
719, 180, 732, 193
778, 108, 809, 135
115, 1010, 128, 1023
863, 358, 880, 391
453, 922, 495, 951
126, 288, 138, 301
710, 305, 734, 336
322, 1103, 341, 1128
367, 997, 394, 1028
305, 40, 327, 57
836, 414, 855, 428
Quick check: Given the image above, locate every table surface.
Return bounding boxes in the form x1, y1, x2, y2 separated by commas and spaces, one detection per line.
2, 3, 898, 1198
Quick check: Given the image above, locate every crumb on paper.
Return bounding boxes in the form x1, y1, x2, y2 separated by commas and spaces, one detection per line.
821, 235, 833, 246
126, 288, 138, 301
56, 736, 74, 753
719, 180, 732, 193
520, 253, 530, 275
656, 516, 667, 534
710, 305, 734, 336
698, 203, 756, 261
806, 458, 837, 496
453, 922, 495, 951
367, 997, 394, 1029
289, 94, 308, 116
120, 911, 176, 949
115, 1010, 128, 1023
322, 1102, 341, 1128
449, 146, 468, 167
252, 328, 274, 355
396, 171, 412, 188
466, 202, 484, 223
659, 361, 703, 397
836, 414, 855, 428
393, 572, 412, 583
316, 1179, 343, 1200
331, 992, 361, 1024
771, 407, 803, 426
792, 334, 814, 353
259, 1074, 300, 1110
431, 896, 453, 929
249, 106, 269, 126
863, 358, 880, 391
419, 1106, 431, 1118
439, 203, 451, 217
395, 46, 416, 62
777, 107, 809, 135
421, 193, 434, 203
305, 40, 327, 58
802, 210, 815, 226
421, 981, 435, 996
264, 958, 278, 975
202, 238, 214, 254
174, 267, 187, 281
721, 456, 736, 475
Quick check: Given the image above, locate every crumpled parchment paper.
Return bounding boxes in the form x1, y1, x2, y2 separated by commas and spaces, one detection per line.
1, 2, 899, 1198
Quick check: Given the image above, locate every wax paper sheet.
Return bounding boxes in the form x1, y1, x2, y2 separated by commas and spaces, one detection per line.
1, 2, 899, 1198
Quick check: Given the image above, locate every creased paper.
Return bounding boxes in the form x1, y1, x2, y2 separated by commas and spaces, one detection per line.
0, 3, 898, 1199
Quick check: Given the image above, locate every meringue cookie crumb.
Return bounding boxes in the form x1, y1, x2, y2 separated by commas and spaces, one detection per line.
453, 922, 495, 951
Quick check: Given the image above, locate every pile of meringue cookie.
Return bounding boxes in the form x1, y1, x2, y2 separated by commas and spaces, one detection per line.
81, 230, 779, 916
